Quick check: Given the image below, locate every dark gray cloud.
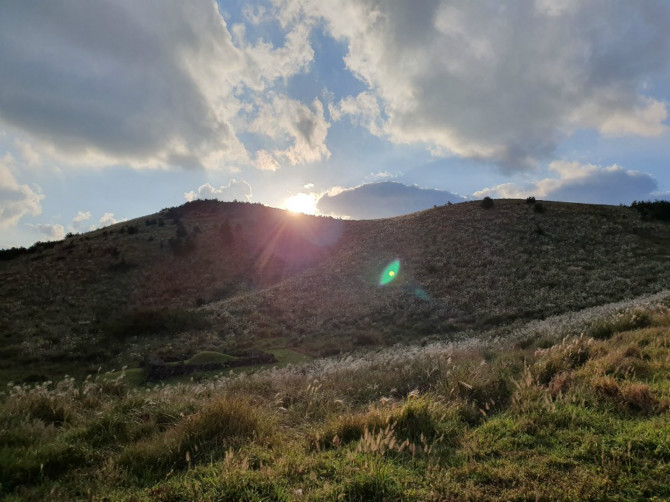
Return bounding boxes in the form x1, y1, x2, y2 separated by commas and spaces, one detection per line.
0, 0, 322, 170
475, 161, 666, 205
0, 1, 245, 168
317, 181, 464, 219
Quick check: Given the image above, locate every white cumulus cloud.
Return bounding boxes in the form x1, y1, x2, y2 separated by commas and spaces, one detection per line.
98, 213, 126, 228
32, 223, 66, 241
277, 0, 670, 169
69, 211, 92, 232
248, 96, 330, 169
184, 179, 253, 202
0, 155, 43, 228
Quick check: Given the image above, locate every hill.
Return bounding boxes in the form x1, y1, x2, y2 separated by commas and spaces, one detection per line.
1, 198, 670, 383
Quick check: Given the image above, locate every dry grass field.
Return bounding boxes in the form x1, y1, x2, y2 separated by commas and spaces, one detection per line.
1, 293, 668, 500
1, 199, 669, 384
1, 199, 669, 500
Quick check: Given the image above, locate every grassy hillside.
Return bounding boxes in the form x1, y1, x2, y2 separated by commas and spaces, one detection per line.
1, 199, 670, 383
1, 293, 668, 500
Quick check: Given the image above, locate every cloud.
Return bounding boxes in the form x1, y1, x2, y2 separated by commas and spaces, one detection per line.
317, 181, 465, 219
13, 139, 41, 167
184, 179, 253, 202
0, 155, 44, 228
0, 0, 317, 170
328, 91, 384, 136
33, 223, 66, 241
366, 171, 399, 181
474, 161, 663, 204
70, 211, 92, 232
98, 213, 126, 228
278, 0, 670, 169
248, 97, 330, 169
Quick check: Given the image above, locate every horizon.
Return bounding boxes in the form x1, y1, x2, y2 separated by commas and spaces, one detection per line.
3, 195, 656, 250
1, 0, 670, 248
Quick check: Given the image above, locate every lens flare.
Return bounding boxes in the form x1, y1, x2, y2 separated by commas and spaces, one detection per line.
379, 259, 400, 286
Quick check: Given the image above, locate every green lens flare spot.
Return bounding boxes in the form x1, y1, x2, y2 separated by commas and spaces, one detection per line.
379, 259, 400, 286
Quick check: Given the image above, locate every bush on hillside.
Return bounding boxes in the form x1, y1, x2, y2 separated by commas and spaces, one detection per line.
0, 247, 28, 260
219, 220, 234, 245
481, 196, 494, 209
168, 236, 195, 256
101, 309, 211, 340
631, 200, 670, 222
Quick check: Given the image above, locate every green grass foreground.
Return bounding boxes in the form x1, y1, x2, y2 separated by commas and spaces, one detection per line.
1, 302, 669, 501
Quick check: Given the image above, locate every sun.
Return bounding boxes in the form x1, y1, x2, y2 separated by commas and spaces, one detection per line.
284, 193, 318, 215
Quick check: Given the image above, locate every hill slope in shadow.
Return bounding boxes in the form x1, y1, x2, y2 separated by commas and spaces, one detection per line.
1, 199, 669, 379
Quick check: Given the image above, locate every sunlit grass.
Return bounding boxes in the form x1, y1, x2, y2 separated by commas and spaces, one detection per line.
1, 295, 669, 500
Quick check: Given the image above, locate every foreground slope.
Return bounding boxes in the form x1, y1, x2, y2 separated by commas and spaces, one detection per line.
1, 199, 669, 380
1, 293, 668, 500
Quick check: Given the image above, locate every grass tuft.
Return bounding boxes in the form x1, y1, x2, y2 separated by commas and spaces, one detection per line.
116, 395, 270, 479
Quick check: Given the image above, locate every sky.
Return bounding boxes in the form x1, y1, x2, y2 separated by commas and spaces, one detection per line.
1, 0, 670, 248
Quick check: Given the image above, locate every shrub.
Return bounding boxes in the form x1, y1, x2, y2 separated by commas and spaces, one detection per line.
547, 371, 572, 397
117, 395, 268, 477
316, 409, 388, 449
534, 335, 594, 384
593, 376, 622, 400
0, 441, 89, 489
27, 240, 57, 253
621, 384, 658, 412
168, 236, 196, 256
592, 379, 662, 413
219, 220, 234, 245
526, 196, 536, 204
175, 223, 188, 238
587, 310, 651, 340
354, 332, 382, 346
391, 397, 444, 442
108, 259, 137, 273
631, 200, 670, 222
101, 309, 211, 340
103, 246, 121, 258
600, 345, 649, 379
0, 246, 27, 260
481, 196, 494, 209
